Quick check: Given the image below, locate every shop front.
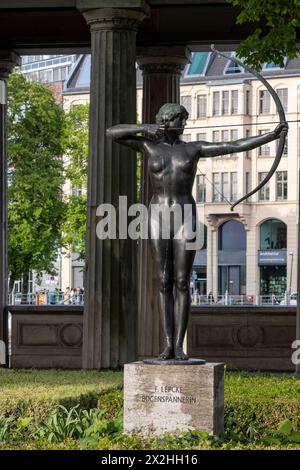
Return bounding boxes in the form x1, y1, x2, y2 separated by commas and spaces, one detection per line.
259, 219, 287, 296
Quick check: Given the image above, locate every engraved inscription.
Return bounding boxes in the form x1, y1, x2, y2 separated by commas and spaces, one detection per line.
139, 384, 197, 404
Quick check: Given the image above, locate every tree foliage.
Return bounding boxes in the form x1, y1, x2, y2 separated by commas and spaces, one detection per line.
228, 0, 300, 70
7, 72, 66, 292
62, 104, 89, 260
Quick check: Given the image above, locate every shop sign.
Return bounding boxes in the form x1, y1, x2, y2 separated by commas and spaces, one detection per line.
258, 249, 287, 265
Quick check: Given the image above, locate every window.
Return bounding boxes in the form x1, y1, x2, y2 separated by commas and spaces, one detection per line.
277, 88, 288, 112
61, 66, 68, 81
197, 132, 206, 141
187, 52, 210, 75
219, 220, 246, 250
260, 219, 287, 249
53, 68, 60, 81
221, 130, 229, 142
245, 129, 251, 157
231, 90, 238, 114
230, 129, 238, 156
221, 173, 229, 201
245, 90, 251, 115
259, 90, 270, 114
196, 175, 206, 203
212, 130, 219, 142
222, 91, 229, 115
213, 91, 220, 116
199, 223, 207, 250
276, 171, 288, 200
263, 62, 283, 70
258, 172, 270, 200
197, 95, 207, 118
181, 95, 192, 115
258, 130, 270, 156
212, 173, 221, 202
246, 172, 250, 200
230, 172, 237, 202
231, 129, 238, 141
276, 136, 288, 155
225, 57, 243, 74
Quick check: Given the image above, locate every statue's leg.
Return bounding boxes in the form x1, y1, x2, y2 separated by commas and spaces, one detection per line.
149, 236, 174, 360
173, 236, 196, 360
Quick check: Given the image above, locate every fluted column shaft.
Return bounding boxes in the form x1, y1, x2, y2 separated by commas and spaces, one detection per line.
0, 53, 19, 361
81, 8, 146, 369
136, 47, 191, 358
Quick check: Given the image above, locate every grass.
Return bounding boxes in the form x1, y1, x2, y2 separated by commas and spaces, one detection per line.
0, 369, 300, 450
0, 369, 123, 421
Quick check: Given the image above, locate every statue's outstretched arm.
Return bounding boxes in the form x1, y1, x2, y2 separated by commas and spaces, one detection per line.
106, 124, 159, 151
194, 122, 287, 159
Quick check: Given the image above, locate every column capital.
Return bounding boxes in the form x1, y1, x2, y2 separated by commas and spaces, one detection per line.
136, 46, 191, 75
78, 1, 150, 32
0, 51, 20, 81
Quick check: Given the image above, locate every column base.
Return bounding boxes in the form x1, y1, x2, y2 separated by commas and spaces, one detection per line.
124, 361, 225, 436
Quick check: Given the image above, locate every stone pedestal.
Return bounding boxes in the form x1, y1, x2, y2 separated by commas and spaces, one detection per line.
124, 361, 224, 436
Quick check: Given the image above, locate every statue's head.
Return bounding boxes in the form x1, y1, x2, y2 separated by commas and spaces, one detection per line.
156, 103, 188, 134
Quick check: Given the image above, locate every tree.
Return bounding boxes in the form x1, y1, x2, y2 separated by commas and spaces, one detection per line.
62, 105, 143, 261
228, 0, 300, 69
7, 72, 66, 295
62, 103, 89, 261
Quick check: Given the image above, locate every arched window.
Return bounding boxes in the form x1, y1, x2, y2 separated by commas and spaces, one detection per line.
218, 220, 246, 251
260, 219, 287, 250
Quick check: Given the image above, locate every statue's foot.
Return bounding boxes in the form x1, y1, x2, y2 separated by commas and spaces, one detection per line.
158, 345, 174, 360
174, 346, 189, 361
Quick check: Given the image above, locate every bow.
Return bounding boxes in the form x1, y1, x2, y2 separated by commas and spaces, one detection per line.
211, 45, 288, 211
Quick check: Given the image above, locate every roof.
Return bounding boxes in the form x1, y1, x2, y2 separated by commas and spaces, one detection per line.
63, 52, 300, 95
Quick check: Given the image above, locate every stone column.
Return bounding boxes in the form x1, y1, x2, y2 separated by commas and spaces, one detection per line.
79, 4, 148, 369
0, 52, 19, 357
136, 47, 191, 358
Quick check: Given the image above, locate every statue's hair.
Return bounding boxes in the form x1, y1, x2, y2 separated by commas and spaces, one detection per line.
155, 103, 189, 125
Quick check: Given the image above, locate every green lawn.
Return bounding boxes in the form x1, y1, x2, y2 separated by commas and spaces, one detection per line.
0, 369, 123, 421
0, 369, 300, 450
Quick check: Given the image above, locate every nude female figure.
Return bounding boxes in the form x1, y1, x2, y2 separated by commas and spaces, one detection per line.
107, 103, 286, 361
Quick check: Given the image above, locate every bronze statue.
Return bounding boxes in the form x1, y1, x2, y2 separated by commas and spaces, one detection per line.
107, 103, 287, 361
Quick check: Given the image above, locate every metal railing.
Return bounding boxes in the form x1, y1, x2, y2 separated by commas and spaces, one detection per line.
7, 291, 296, 307
190, 292, 296, 306
8, 292, 84, 306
